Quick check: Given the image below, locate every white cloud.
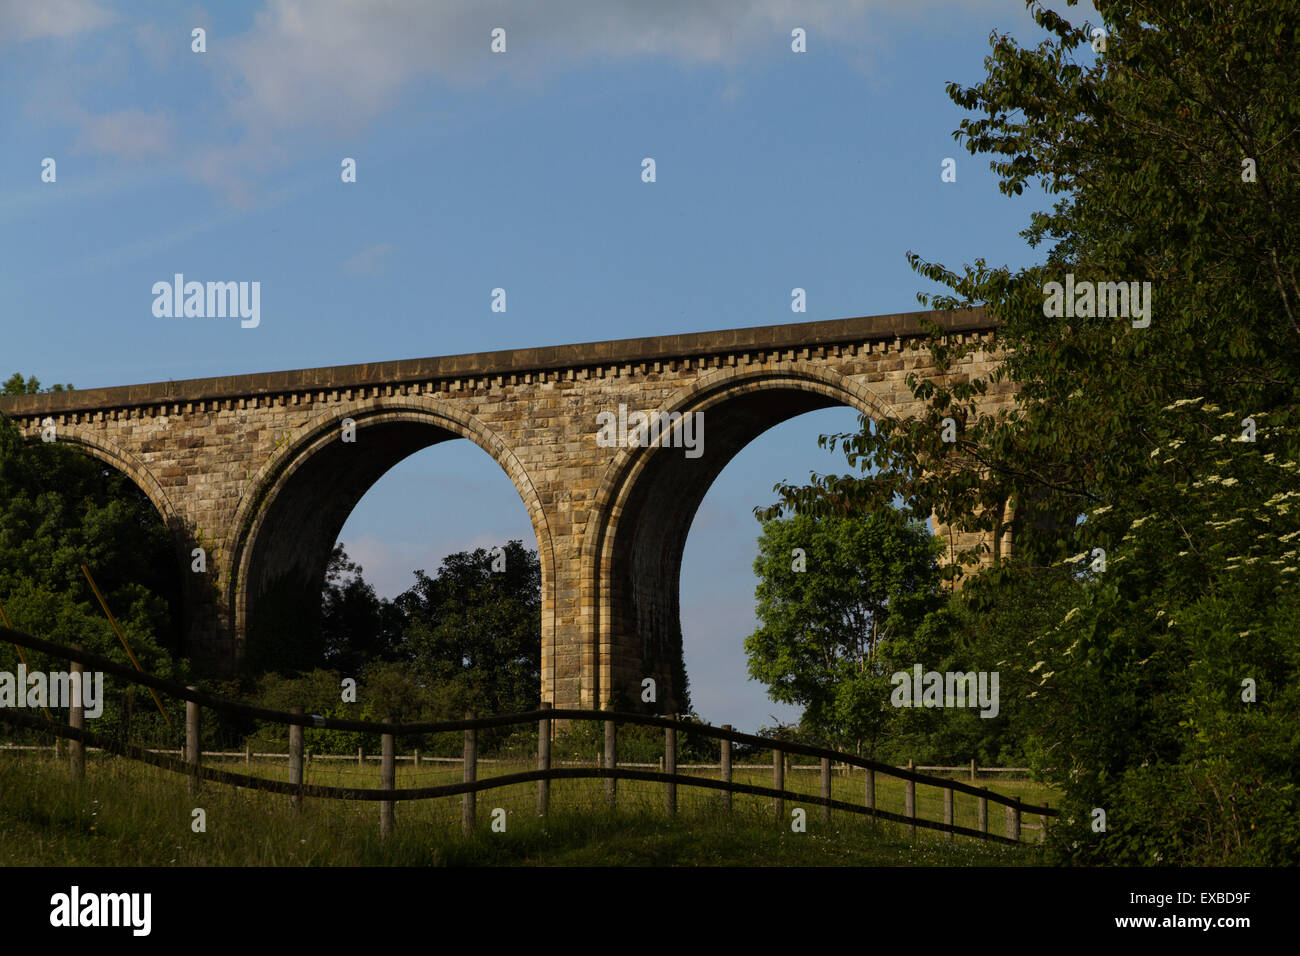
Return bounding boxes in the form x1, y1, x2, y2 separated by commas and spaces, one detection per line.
10, 0, 1012, 205
0, 0, 115, 44
181, 133, 288, 209
342, 242, 396, 277
223, 0, 986, 132
73, 108, 173, 160
339, 530, 532, 600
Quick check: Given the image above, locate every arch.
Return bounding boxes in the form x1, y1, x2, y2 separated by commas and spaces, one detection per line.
23, 427, 189, 650
227, 398, 555, 677
34, 429, 181, 532
581, 363, 899, 711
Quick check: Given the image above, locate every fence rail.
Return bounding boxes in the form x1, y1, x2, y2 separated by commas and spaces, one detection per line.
0, 744, 1035, 777
0, 625, 1056, 846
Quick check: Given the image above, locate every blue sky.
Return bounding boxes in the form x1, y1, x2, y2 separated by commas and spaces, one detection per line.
1, 0, 1099, 732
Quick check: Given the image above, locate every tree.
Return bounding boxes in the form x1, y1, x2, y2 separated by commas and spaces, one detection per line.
744, 508, 946, 756
256, 539, 540, 721
3, 373, 73, 395
0, 407, 184, 741
319, 543, 404, 675
243, 540, 543, 753
393, 539, 541, 718
764, 1, 1300, 863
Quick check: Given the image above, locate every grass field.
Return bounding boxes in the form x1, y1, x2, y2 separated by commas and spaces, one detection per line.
0, 751, 1058, 866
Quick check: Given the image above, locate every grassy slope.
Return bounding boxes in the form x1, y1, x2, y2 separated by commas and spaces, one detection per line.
0, 753, 1055, 866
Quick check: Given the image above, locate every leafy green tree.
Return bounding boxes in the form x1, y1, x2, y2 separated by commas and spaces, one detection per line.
319, 543, 404, 675
242, 665, 459, 756
0, 408, 184, 743
393, 539, 541, 718
764, 1, 1300, 862
245, 539, 541, 750
744, 508, 946, 756
3, 373, 72, 395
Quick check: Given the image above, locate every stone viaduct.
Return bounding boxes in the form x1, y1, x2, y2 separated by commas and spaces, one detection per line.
0, 307, 1013, 713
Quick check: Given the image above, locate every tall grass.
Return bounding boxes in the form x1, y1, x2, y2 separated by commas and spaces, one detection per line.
0, 751, 1053, 866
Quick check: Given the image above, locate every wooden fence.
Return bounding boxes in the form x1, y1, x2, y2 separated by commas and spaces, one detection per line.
0, 743, 1034, 778
0, 626, 1057, 846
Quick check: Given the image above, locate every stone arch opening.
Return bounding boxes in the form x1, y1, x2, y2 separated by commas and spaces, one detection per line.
584, 367, 895, 712
228, 403, 553, 675
39, 432, 181, 532
25, 431, 187, 652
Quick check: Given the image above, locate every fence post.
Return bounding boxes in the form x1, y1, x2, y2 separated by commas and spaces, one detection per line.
944, 787, 954, 842
720, 724, 732, 812
537, 702, 551, 817
68, 646, 85, 782
1006, 796, 1021, 842
245, 742, 251, 766
905, 759, 916, 840
970, 758, 977, 782
289, 705, 304, 811
357, 745, 363, 767
413, 748, 420, 770
820, 758, 831, 825
380, 717, 395, 840
463, 712, 477, 834
664, 715, 676, 815
604, 718, 616, 809
1040, 800, 1048, 843
185, 686, 201, 797
978, 792, 988, 835
773, 747, 784, 826
865, 767, 875, 817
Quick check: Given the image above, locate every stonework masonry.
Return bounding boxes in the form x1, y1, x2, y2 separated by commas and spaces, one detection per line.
0, 308, 1014, 713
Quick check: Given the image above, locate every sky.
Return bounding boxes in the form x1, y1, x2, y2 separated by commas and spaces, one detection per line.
0, 0, 1101, 732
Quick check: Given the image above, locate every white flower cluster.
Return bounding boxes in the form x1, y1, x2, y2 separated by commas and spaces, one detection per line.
1205, 517, 1243, 528
1160, 397, 1204, 410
